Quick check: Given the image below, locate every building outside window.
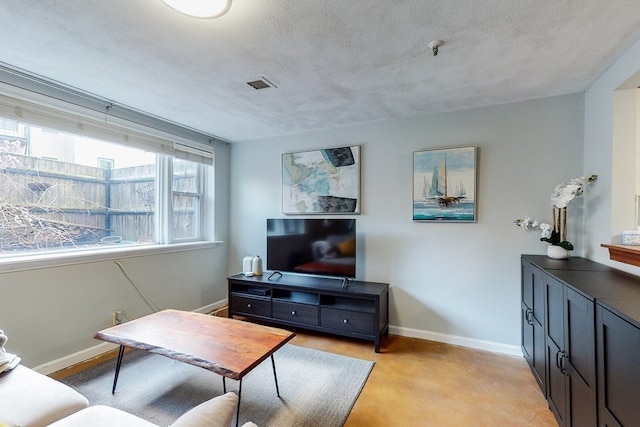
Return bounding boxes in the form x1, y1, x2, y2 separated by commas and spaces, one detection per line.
97, 157, 114, 170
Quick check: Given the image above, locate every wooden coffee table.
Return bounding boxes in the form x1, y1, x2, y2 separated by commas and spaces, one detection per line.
94, 309, 295, 425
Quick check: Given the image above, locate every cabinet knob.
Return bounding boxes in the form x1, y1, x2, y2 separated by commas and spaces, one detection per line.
291, 311, 297, 316
247, 303, 252, 308
343, 319, 348, 324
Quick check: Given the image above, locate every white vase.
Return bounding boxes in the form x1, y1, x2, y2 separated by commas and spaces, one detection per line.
547, 245, 569, 260
251, 255, 263, 276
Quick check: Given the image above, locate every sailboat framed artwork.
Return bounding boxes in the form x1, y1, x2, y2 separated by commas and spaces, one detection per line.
413, 145, 478, 222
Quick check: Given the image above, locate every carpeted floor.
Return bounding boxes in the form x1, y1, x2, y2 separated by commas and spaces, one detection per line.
61, 344, 374, 426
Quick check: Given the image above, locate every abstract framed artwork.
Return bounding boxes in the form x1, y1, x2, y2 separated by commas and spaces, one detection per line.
413, 145, 477, 222
282, 145, 360, 214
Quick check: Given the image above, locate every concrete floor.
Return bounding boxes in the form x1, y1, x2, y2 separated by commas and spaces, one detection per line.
291, 331, 558, 426
51, 318, 558, 426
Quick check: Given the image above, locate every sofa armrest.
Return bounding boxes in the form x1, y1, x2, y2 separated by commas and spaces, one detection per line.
0, 365, 88, 427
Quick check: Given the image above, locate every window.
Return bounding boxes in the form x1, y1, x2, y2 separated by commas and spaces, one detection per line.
172, 158, 202, 241
0, 116, 212, 256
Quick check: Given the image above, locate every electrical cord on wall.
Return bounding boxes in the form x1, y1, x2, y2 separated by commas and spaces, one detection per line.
114, 260, 161, 313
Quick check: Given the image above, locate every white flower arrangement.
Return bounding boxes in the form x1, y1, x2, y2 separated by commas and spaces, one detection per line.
550, 175, 597, 209
515, 174, 597, 250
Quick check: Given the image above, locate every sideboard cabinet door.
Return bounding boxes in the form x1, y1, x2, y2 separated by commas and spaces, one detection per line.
545, 276, 596, 427
545, 275, 567, 425
596, 306, 640, 427
521, 258, 546, 394
564, 287, 596, 427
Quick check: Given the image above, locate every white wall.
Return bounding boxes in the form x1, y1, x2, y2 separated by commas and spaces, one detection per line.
584, 36, 640, 272
611, 90, 639, 235
8, 32, 640, 366
0, 141, 231, 369
229, 94, 585, 352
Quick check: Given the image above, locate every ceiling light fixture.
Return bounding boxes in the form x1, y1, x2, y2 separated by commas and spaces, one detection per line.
162, 0, 231, 18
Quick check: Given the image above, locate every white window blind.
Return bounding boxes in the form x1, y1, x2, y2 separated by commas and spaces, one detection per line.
0, 63, 221, 165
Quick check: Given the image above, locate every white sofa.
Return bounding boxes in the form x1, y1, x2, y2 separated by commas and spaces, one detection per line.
0, 364, 255, 427
0, 365, 88, 427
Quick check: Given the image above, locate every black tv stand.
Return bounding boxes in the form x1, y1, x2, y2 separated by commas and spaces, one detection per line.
227, 273, 389, 352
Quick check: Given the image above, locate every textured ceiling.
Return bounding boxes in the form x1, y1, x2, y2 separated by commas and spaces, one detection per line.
1, 0, 640, 142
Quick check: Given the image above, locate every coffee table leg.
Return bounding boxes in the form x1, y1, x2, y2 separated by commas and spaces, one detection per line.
234, 355, 278, 426
271, 354, 280, 397
235, 379, 242, 427
112, 345, 125, 394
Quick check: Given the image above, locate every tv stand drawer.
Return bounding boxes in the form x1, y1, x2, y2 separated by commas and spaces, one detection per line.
273, 301, 318, 325
321, 307, 374, 335
231, 294, 271, 317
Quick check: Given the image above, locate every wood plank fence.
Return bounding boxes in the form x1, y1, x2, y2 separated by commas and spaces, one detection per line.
0, 154, 162, 250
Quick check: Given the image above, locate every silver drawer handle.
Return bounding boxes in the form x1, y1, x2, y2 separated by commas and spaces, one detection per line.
343, 319, 348, 324
291, 311, 297, 316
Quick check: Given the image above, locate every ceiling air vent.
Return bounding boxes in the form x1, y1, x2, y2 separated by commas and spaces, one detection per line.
246, 77, 277, 90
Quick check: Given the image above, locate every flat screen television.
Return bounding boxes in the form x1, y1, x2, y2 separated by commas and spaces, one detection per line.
266, 218, 356, 279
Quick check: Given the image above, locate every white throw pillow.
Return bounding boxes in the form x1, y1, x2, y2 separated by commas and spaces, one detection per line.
170, 392, 238, 427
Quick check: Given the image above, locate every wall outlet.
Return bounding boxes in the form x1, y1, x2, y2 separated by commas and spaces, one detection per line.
112, 310, 125, 326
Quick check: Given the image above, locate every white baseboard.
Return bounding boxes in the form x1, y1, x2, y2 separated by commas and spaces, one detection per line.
193, 298, 228, 314
34, 342, 119, 375
34, 301, 521, 375
389, 325, 522, 357
33, 299, 229, 375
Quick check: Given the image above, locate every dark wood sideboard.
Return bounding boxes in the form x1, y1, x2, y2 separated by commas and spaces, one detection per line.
521, 255, 640, 427
227, 273, 389, 352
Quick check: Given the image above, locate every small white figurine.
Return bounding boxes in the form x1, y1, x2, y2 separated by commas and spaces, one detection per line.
0, 329, 21, 373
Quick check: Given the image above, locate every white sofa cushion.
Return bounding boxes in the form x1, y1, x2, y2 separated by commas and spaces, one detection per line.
48, 405, 158, 427
0, 365, 88, 427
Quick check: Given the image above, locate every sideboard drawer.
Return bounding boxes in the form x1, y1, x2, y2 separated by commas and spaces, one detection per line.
321, 307, 374, 335
273, 301, 318, 325
231, 294, 271, 317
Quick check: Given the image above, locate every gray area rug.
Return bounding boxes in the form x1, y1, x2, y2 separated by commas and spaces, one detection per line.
61, 344, 374, 426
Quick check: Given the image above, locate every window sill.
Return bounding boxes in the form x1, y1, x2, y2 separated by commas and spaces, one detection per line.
0, 241, 223, 274
601, 243, 640, 268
